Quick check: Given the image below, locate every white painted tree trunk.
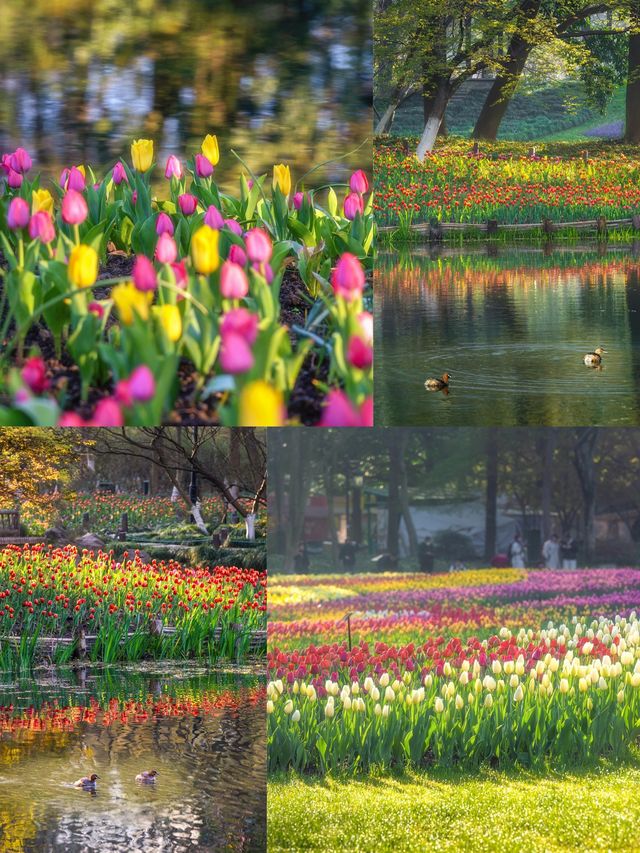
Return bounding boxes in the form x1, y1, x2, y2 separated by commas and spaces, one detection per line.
190, 502, 208, 534
375, 103, 397, 135
245, 513, 256, 540
416, 114, 443, 161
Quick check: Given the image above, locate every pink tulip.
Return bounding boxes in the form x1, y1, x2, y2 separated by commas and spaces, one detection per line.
178, 193, 198, 216
132, 190, 138, 205
7, 169, 23, 189
7, 197, 30, 230
228, 244, 247, 266
171, 260, 188, 287
195, 154, 214, 178
244, 228, 272, 263
344, 192, 364, 221
61, 189, 88, 225
220, 308, 258, 345
91, 398, 124, 426
29, 211, 55, 244
164, 155, 182, 179
252, 261, 273, 283
358, 311, 373, 345
155, 232, 178, 264
21, 357, 49, 394
156, 212, 174, 235
58, 413, 86, 427
293, 191, 306, 210
220, 260, 249, 299
349, 169, 369, 194
224, 218, 243, 236
112, 161, 128, 185
204, 205, 224, 229
89, 301, 104, 318
0, 154, 11, 175
319, 390, 373, 427
132, 255, 157, 292
331, 253, 365, 302
128, 365, 155, 401
10, 148, 32, 174
347, 335, 373, 369
220, 332, 254, 373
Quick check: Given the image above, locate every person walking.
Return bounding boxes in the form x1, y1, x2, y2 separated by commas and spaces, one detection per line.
542, 533, 561, 569
508, 533, 526, 568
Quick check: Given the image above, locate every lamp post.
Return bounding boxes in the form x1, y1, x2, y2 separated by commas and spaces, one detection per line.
352, 473, 363, 545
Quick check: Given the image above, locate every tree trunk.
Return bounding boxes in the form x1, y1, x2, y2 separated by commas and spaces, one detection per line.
626, 2, 640, 142
375, 84, 417, 135
573, 428, 599, 563
541, 429, 556, 537
484, 430, 498, 561
387, 440, 402, 557
398, 433, 418, 557
416, 80, 450, 161
473, 0, 541, 140
282, 432, 312, 572
323, 463, 339, 571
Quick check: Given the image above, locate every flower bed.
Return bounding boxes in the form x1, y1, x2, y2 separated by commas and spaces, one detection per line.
268, 567, 640, 774
0, 139, 373, 425
375, 138, 640, 231
0, 543, 267, 668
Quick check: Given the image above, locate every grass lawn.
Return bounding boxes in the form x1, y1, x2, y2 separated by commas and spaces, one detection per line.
269, 763, 640, 852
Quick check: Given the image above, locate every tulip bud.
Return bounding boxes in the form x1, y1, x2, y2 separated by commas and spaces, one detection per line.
133, 255, 157, 292
195, 154, 214, 178
61, 189, 88, 225
68, 244, 98, 288
291, 710, 301, 722
347, 335, 373, 370
204, 205, 224, 230
349, 169, 369, 194
343, 191, 364, 220
29, 211, 56, 244
128, 365, 156, 402
273, 163, 292, 196
228, 244, 247, 267
284, 700, 293, 714
201, 134, 220, 166
513, 684, 524, 702
178, 193, 198, 216
484, 693, 493, 708
225, 218, 243, 236
382, 704, 390, 718
157, 304, 182, 343
293, 191, 305, 210
324, 701, 334, 719
156, 212, 175, 236
331, 253, 365, 302
434, 697, 444, 713
244, 228, 272, 264
164, 155, 182, 179
7, 197, 30, 230
266, 700, 274, 714
112, 161, 127, 185
155, 232, 178, 264
220, 260, 249, 299
191, 225, 220, 274
131, 138, 154, 172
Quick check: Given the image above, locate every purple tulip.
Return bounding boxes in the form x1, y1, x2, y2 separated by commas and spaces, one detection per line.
112, 161, 127, 185
195, 154, 214, 178
228, 244, 247, 266
156, 212, 174, 235
67, 166, 86, 192
204, 205, 224, 229
10, 148, 32, 174
7, 169, 23, 189
178, 193, 198, 216
224, 218, 243, 236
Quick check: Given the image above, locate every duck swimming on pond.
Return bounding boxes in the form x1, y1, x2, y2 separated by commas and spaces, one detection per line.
584, 346, 606, 366
73, 774, 98, 789
135, 770, 158, 783
424, 372, 450, 391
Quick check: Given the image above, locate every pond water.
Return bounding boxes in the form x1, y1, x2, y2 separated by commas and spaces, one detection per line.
375, 245, 640, 426
0, 664, 266, 852
0, 0, 371, 187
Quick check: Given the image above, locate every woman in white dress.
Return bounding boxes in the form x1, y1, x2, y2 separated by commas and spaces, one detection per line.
509, 533, 526, 568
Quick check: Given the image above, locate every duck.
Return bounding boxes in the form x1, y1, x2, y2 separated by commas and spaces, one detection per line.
73, 774, 98, 789
424, 372, 451, 391
583, 346, 606, 367
135, 769, 159, 783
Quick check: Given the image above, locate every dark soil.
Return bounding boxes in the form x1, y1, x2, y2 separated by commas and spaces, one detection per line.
1, 252, 330, 424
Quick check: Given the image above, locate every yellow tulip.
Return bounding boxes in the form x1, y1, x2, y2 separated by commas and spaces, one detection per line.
201, 134, 220, 166
131, 138, 154, 172
68, 244, 98, 288
190, 224, 219, 274
273, 163, 291, 196
32, 188, 54, 215
156, 304, 182, 342
238, 380, 284, 426
112, 281, 153, 325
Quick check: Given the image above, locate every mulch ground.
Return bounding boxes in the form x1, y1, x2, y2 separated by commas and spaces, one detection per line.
0, 253, 327, 424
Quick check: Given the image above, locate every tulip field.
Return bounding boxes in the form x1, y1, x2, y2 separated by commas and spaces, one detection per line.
0, 543, 266, 670
375, 138, 640, 233
0, 138, 373, 426
268, 567, 640, 851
